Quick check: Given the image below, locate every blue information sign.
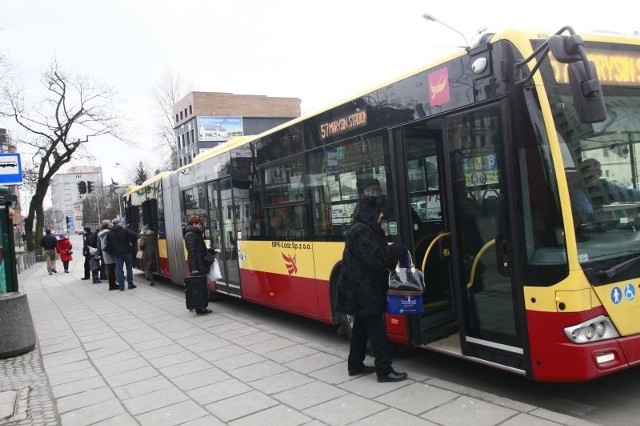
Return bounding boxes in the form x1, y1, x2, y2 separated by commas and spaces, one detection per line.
0, 153, 23, 185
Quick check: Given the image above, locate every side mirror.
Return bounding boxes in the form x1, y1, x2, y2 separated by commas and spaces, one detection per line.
569, 60, 607, 123
548, 34, 583, 63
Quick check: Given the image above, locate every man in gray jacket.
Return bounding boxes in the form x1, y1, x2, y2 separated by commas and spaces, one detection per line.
104, 218, 137, 291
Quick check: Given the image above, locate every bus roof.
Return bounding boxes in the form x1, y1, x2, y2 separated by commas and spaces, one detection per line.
122, 185, 142, 197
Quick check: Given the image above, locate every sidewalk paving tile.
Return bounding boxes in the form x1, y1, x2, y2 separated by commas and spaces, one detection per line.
421, 395, 517, 425
104, 366, 159, 388
183, 336, 234, 353
113, 375, 174, 400
42, 349, 88, 369
92, 412, 139, 426
39, 339, 82, 355
159, 358, 212, 379
91, 349, 140, 367
350, 407, 438, 426
170, 367, 230, 391
147, 351, 199, 369
135, 400, 210, 426
204, 389, 279, 423
373, 382, 458, 415
500, 412, 566, 426
186, 378, 252, 405
56, 387, 114, 414
58, 398, 125, 426
213, 351, 266, 371
131, 337, 175, 352
249, 370, 315, 395
215, 325, 262, 341
47, 367, 100, 387
263, 344, 319, 364
138, 343, 185, 359
229, 359, 288, 382
303, 393, 387, 426
173, 332, 216, 347
285, 351, 342, 374
51, 376, 108, 399
96, 357, 150, 377
229, 404, 313, 426
273, 380, 348, 410
121, 386, 188, 415
163, 326, 206, 340
245, 336, 298, 355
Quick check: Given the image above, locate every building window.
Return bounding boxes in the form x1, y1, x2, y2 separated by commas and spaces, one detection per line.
189, 105, 192, 115
175, 114, 179, 122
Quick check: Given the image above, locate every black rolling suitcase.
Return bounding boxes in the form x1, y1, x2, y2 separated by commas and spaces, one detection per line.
185, 275, 209, 311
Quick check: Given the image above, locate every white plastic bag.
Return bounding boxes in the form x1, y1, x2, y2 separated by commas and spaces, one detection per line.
208, 258, 222, 281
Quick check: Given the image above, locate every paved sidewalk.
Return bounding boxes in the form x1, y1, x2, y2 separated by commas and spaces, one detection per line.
1, 254, 596, 425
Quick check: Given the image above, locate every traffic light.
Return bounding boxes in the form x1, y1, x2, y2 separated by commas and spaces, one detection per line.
87, 181, 94, 193
77, 181, 87, 194
65, 215, 72, 228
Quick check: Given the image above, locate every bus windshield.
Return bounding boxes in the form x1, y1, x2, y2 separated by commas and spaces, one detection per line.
548, 42, 640, 264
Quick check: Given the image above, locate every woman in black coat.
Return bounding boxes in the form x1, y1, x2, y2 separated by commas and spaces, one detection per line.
184, 215, 211, 277
337, 195, 408, 382
183, 215, 212, 314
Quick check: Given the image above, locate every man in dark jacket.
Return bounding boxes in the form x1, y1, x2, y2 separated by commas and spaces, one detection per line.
104, 218, 137, 291
81, 227, 94, 281
337, 195, 408, 382
39, 229, 58, 275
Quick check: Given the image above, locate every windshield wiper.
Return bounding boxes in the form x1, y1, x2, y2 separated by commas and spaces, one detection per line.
597, 255, 640, 279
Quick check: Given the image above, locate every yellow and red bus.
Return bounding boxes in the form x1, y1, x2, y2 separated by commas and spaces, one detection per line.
125, 26, 640, 381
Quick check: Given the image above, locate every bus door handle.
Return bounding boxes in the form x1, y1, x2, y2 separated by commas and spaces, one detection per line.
420, 231, 451, 272
495, 233, 511, 276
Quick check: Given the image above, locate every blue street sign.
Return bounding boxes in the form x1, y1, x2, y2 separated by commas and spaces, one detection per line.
0, 153, 23, 185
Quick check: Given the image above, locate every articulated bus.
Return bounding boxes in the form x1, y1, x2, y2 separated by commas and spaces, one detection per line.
124, 26, 640, 382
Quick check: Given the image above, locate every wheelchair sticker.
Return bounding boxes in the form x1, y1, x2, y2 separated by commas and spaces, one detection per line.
624, 283, 636, 301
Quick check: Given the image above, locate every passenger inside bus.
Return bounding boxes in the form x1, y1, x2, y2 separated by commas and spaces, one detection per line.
362, 179, 382, 196
567, 170, 595, 224
270, 207, 294, 237
581, 158, 640, 205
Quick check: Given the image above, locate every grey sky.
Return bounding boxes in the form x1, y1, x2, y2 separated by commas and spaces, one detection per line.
1, 0, 637, 189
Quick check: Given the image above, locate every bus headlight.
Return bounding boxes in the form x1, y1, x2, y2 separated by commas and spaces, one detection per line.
564, 315, 620, 344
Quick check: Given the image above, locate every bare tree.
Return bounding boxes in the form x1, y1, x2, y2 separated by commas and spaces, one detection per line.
4, 62, 122, 252
152, 68, 191, 170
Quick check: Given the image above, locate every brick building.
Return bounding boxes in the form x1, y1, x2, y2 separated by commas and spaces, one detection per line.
173, 92, 301, 167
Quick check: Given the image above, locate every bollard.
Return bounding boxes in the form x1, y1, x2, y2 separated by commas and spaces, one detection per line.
0, 292, 36, 359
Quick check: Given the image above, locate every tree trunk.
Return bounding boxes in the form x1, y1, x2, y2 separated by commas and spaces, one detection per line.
25, 182, 47, 253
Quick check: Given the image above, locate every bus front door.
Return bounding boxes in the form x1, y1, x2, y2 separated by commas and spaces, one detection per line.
209, 178, 241, 297
445, 107, 525, 372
